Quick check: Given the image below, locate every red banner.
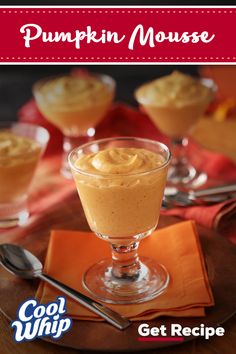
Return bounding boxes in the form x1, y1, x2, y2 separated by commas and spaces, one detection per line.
0, 6, 235, 63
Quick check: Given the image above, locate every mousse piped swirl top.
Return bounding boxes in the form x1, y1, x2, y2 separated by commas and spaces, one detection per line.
135, 71, 214, 107
75, 147, 165, 175
36, 75, 113, 111
0, 132, 40, 157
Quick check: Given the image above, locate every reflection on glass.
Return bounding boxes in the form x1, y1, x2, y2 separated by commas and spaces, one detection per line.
69, 137, 170, 304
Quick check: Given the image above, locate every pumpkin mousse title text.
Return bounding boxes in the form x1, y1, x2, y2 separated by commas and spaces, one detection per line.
20, 24, 215, 50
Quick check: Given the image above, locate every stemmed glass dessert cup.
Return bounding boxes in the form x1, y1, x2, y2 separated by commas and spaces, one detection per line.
0, 122, 49, 228
33, 73, 115, 179
135, 72, 216, 187
69, 137, 171, 304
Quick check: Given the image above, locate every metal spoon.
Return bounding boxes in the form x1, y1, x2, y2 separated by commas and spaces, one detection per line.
165, 183, 236, 199
162, 194, 231, 209
0, 244, 131, 330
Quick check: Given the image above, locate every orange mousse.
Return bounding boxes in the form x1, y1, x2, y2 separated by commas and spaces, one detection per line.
71, 147, 168, 238
135, 71, 214, 138
33, 75, 115, 136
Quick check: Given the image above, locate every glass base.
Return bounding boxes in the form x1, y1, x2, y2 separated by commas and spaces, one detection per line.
0, 198, 29, 228
168, 138, 207, 188
167, 161, 207, 188
187, 172, 208, 189
83, 256, 169, 304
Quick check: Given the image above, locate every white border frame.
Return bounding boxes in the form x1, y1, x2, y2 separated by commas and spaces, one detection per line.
0, 5, 235, 65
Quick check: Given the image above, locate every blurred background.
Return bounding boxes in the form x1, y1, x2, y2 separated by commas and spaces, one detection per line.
0, 64, 236, 163
0, 65, 199, 121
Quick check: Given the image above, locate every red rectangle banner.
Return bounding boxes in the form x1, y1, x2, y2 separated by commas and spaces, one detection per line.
0, 6, 235, 63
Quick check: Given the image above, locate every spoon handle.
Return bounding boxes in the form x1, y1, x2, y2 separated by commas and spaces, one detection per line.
192, 183, 236, 198
38, 273, 131, 330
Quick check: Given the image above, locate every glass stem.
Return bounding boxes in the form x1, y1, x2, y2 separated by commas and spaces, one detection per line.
171, 137, 189, 165
63, 135, 90, 155
168, 137, 196, 184
61, 135, 91, 179
111, 242, 141, 280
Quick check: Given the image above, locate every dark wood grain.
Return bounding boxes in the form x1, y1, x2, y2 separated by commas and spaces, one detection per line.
1, 311, 236, 354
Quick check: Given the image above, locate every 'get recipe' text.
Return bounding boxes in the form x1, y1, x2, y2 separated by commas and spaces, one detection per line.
138, 323, 225, 340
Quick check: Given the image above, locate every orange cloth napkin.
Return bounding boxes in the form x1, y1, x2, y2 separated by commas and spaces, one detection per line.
162, 196, 236, 231
36, 221, 214, 321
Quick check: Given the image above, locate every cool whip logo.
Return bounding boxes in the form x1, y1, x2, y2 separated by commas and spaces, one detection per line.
11, 297, 72, 342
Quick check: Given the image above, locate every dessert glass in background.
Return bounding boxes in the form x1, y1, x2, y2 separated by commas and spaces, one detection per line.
69, 137, 170, 304
33, 73, 115, 178
0, 122, 49, 228
135, 71, 216, 187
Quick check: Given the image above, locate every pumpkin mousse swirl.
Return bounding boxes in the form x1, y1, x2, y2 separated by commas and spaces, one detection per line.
135, 71, 214, 108
0, 132, 40, 163
37, 75, 112, 111
70, 143, 169, 237
75, 148, 165, 175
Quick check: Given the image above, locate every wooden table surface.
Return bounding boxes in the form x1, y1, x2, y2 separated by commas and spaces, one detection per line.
0, 311, 235, 354
0, 196, 235, 354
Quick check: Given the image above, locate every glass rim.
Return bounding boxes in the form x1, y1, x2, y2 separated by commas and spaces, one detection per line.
68, 136, 171, 178
0, 121, 50, 159
32, 72, 116, 94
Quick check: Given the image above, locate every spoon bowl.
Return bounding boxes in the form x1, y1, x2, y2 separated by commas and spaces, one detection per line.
0, 243, 131, 330
0, 244, 42, 278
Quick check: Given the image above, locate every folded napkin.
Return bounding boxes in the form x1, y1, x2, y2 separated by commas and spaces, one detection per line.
18, 102, 236, 242
163, 128, 236, 233
163, 197, 236, 232
36, 221, 214, 321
